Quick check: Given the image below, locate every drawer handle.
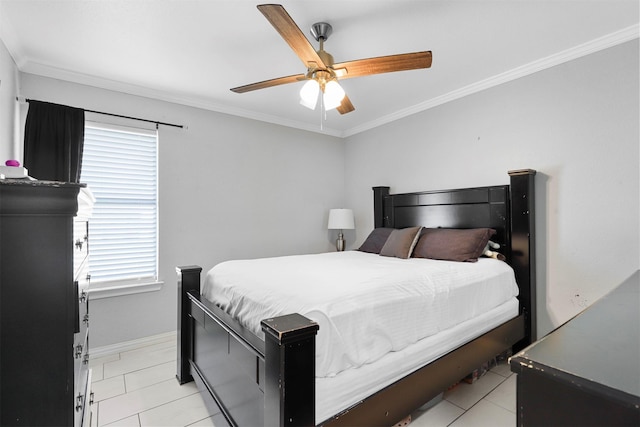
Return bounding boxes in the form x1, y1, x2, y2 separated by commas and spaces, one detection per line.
75, 344, 83, 359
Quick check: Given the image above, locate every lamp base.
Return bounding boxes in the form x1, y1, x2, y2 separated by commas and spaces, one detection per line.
336, 232, 345, 251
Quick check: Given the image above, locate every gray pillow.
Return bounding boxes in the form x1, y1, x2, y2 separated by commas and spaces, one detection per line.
358, 228, 395, 254
412, 228, 496, 262
379, 226, 423, 259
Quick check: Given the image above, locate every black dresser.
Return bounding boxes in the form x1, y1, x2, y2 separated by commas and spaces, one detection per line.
510, 270, 640, 426
0, 180, 92, 427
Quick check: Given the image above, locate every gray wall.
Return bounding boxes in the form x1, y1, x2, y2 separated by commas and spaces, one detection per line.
345, 39, 639, 337
15, 73, 346, 346
1, 36, 638, 346
0, 37, 18, 161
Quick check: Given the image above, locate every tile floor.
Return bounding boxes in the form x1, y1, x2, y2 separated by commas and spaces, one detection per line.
89, 335, 517, 427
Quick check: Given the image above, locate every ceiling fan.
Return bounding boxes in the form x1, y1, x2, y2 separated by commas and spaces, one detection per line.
230, 4, 433, 115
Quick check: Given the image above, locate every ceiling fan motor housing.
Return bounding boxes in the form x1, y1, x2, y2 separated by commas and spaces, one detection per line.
311, 22, 332, 42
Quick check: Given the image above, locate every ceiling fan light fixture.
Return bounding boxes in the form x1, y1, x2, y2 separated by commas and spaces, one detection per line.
299, 79, 320, 109
323, 80, 345, 110
232, 5, 432, 116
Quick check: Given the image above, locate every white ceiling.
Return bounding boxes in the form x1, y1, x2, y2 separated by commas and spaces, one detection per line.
1, 0, 638, 137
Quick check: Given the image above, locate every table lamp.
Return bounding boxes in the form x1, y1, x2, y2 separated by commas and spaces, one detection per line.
328, 208, 355, 251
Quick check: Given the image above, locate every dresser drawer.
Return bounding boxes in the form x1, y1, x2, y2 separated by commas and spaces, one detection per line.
73, 216, 92, 427
73, 220, 89, 275
74, 277, 90, 335
74, 328, 89, 374
73, 329, 89, 427
74, 367, 92, 427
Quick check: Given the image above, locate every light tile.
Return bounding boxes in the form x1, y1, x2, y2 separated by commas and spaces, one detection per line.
119, 340, 176, 361
444, 371, 506, 410
484, 374, 517, 413
410, 399, 465, 427
97, 379, 199, 426
90, 353, 119, 382
92, 375, 126, 402
186, 416, 217, 426
103, 346, 176, 378
93, 333, 521, 427
90, 353, 121, 367
490, 361, 513, 378
139, 393, 217, 426
92, 364, 105, 382
125, 361, 175, 392
449, 400, 515, 427
102, 414, 140, 427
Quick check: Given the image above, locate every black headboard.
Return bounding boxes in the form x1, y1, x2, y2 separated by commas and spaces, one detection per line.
372, 169, 537, 348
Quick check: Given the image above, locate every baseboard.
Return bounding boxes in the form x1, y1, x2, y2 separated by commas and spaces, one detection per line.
90, 330, 177, 359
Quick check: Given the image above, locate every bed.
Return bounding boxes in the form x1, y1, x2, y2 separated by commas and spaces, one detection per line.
176, 169, 537, 427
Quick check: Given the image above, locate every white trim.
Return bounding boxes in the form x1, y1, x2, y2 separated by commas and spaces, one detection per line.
18, 64, 344, 138
12, 24, 639, 138
88, 280, 164, 300
343, 24, 640, 137
90, 330, 176, 359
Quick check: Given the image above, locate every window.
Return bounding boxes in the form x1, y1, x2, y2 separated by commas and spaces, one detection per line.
81, 123, 160, 296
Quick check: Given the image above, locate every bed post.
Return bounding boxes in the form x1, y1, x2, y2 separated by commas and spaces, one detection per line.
508, 169, 537, 350
262, 314, 319, 427
176, 265, 202, 385
372, 186, 390, 228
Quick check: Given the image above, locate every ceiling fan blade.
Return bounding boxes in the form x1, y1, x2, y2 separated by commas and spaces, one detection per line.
336, 95, 355, 114
231, 74, 306, 93
334, 51, 432, 79
257, 4, 327, 69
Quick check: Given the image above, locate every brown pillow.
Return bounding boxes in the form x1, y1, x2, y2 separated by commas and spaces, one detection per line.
379, 226, 423, 259
412, 228, 496, 262
358, 228, 395, 254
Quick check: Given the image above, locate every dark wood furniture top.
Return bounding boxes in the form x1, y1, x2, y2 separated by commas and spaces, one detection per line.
510, 270, 640, 426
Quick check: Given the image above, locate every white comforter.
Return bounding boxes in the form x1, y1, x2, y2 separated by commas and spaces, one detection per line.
202, 251, 518, 378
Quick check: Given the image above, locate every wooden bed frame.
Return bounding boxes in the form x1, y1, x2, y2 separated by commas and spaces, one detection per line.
176, 169, 537, 427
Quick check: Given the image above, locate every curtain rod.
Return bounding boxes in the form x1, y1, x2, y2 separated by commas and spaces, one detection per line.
17, 97, 184, 129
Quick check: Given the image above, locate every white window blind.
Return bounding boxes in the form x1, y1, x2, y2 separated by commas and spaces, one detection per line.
81, 123, 158, 285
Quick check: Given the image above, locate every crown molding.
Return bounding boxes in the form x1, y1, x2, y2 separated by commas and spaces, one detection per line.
342, 24, 639, 138
18, 61, 345, 138
8, 24, 638, 139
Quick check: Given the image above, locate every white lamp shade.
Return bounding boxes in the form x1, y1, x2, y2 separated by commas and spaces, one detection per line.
323, 80, 346, 110
328, 209, 355, 230
299, 80, 320, 109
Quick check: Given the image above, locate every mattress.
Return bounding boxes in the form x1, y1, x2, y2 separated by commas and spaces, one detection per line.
202, 251, 519, 378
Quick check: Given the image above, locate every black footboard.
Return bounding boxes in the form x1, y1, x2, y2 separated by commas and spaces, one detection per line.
176, 266, 319, 426
177, 266, 524, 427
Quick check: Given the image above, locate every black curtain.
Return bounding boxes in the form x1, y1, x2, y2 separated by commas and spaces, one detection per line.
23, 100, 85, 182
